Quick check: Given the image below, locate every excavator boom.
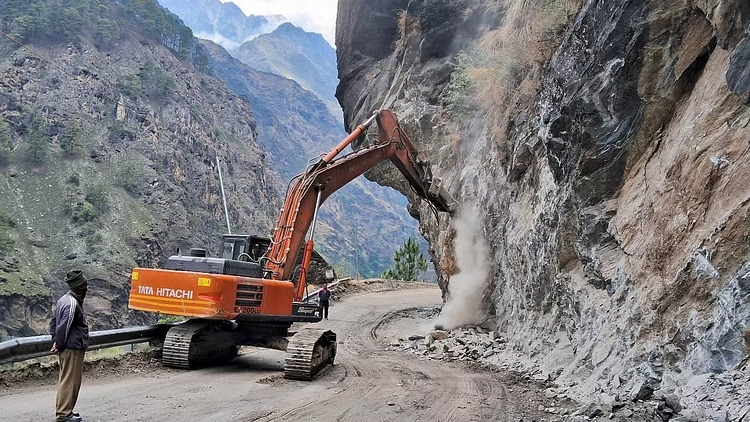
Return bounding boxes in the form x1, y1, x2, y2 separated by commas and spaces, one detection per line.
264, 109, 456, 284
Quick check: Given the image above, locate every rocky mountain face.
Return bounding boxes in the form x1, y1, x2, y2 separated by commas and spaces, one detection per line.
337, 0, 750, 416
0, 0, 281, 336
198, 40, 341, 175
231, 23, 341, 118
155, 0, 284, 50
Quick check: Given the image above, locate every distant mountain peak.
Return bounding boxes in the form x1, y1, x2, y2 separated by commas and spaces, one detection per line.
271, 22, 328, 43
273, 22, 306, 35
157, 0, 285, 49
231, 23, 340, 118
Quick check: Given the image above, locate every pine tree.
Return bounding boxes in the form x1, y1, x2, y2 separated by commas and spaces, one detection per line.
94, 18, 120, 48
0, 117, 12, 162
382, 237, 427, 281
26, 116, 49, 162
60, 120, 84, 155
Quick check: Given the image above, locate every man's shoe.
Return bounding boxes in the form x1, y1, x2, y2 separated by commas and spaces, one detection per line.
62, 413, 82, 422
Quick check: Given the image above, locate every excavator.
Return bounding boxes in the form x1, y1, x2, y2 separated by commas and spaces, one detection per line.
128, 109, 456, 380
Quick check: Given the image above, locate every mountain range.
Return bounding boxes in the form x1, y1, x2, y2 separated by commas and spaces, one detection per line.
157, 0, 341, 118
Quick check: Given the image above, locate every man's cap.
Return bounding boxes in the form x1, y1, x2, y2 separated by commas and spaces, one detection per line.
64, 270, 88, 289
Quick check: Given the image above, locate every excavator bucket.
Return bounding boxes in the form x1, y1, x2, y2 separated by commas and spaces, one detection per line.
375, 110, 457, 214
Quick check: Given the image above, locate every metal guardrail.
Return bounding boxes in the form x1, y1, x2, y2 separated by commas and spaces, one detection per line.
0, 324, 171, 365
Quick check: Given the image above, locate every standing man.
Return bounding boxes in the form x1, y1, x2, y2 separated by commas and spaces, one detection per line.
318, 284, 331, 319
50, 270, 90, 422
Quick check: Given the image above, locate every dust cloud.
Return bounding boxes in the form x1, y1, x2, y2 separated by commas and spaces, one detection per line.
433, 205, 490, 330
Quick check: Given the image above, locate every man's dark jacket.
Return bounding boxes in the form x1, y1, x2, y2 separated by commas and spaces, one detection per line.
49, 292, 89, 350
319, 289, 331, 302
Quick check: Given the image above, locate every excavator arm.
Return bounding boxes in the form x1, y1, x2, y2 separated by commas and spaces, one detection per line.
264, 110, 456, 296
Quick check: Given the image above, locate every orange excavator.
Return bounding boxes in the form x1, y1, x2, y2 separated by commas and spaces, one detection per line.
128, 110, 456, 380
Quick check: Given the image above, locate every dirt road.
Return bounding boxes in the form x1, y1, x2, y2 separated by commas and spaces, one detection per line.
0, 285, 563, 421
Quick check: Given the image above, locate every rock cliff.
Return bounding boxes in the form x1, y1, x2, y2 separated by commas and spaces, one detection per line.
336, 0, 750, 412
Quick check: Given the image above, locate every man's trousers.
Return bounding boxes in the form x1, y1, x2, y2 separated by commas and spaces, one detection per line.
56, 349, 85, 421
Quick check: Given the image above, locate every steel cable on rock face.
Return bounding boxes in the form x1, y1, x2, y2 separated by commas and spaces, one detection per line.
0, 29, 87, 84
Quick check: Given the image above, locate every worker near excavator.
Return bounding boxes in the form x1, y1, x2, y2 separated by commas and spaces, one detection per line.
49, 270, 90, 422
318, 284, 331, 319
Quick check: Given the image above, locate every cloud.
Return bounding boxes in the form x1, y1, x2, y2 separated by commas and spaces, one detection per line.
194, 31, 242, 50
221, 0, 338, 46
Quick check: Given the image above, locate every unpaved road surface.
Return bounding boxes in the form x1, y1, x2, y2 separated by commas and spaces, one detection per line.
0, 285, 563, 421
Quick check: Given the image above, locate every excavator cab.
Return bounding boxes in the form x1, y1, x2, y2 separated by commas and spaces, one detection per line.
219, 235, 270, 262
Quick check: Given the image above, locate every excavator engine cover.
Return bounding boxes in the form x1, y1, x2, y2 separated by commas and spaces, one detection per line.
164, 256, 263, 278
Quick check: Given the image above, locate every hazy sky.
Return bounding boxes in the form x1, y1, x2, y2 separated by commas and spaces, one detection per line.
221, 0, 339, 46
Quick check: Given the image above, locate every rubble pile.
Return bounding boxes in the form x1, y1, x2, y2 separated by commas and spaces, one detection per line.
387, 326, 506, 363
668, 367, 750, 421
391, 325, 750, 421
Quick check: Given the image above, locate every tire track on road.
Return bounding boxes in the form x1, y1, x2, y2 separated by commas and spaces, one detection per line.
261, 304, 515, 422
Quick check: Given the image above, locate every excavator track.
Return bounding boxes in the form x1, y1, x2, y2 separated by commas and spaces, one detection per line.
162, 320, 238, 369
284, 328, 337, 380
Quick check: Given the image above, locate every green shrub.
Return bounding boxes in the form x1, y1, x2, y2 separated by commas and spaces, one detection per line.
71, 201, 97, 223
67, 173, 81, 186
0, 117, 12, 162
84, 232, 103, 248
157, 314, 186, 324
11, 15, 38, 42
116, 161, 141, 194
0, 212, 16, 228
0, 230, 14, 253
17, 103, 33, 114
60, 120, 84, 155
0, 212, 16, 254
138, 60, 175, 98
85, 183, 109, 213
444, 52, 479, 118
108, 120, 135, 142
117, 75, 142, 98
94, 18, 120, 48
